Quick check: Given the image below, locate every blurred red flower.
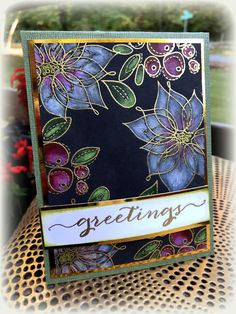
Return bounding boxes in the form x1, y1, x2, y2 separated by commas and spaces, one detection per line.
11, 139, 33, 175
12, 139, 28, 159
3, 162, 28, 182
10, 165, 28, 173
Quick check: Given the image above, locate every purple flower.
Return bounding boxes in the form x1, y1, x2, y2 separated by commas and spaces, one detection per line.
124, 82, 205, 191
34, 43, 114, 116
54, 244, 119, 274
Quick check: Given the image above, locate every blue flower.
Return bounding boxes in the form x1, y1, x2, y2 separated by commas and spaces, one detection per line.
55, 244, 119, 274
34, 43, 114, 116
124, 82, 205, 191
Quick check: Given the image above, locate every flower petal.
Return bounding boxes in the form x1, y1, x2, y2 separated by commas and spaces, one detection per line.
168, 94, 185, 130
98, 258, 113, 268
67, 68, 93, 82
48, 44, 65, 61
85, 83, 107, 108
184, 145, 205, 178
142, 138, 176, 155
72, 260, 89, 271
142, 142, 168, 155
160, 151, 195, 191
64, 45, 114, 85
54, 74, 106, 110
154, 82, 169, 111
71, 58, 105, 85
183, 145, 198, 174
124, 114, 167, 143
40, 77, 66, 117
197, 153, 205, 177
59, 82, 106, 110
34, 45, 44, 64
61, 264, 70, 274
168, 87, 191, 129
195, 153, 205, 178
187, 91, 203, 132
63, 43, 78, 52
169, 87, 188, 107
40, 45, 51, 62
55, 74, 87, 101
64, 67, 96, 87
55, 87, 90, 110
147, 148, 179, 176
63, 44, 82, 60
192, 129, 205, 149
78, 252, 105, 261
154, 82, 177, 131
83, 45, 114, 69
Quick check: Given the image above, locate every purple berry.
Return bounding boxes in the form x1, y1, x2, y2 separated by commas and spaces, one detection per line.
147, 43, 175, 56
178, 246, 195, 253
160, 245, 175, 257
170, 230, 193, 247
74, 165, 90, 180
76, 180, 89, 195
196, 243, 207, 250
188, 59, 200, 74
144, 56, 161, 78
162, 52, 185, 80
44, 142, 69, 167
182, 44, 196, 59
48, 167, 73, 193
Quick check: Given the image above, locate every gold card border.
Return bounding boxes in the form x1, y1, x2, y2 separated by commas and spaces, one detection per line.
27, 37, 208, 208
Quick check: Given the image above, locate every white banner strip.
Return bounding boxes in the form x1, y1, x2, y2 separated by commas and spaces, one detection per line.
41, 188, 210, 247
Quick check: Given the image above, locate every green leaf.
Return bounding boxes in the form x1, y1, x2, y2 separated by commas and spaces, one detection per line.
134, 240, 161, 260
119, 54, 141, 81
14, 190, 28, 197
140, 181, 158, 196
11, 183, 28, 196
71, 147, 100, 166
195, 227, 207, 243
43, 117, 72, 142
88, 186, 110, 202
149, 249, 161, 259
103, 80, 136, 108
113, 44, 133, 55
135, 64, 145, 86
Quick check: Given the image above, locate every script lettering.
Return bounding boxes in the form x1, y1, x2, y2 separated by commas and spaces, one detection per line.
48, 200, 206, 238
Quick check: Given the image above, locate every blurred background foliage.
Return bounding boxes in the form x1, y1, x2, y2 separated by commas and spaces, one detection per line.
4, 2, 232, 42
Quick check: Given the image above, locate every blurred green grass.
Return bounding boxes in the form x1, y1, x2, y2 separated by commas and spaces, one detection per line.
3, 55, 232, 125
210, 68, 232, 124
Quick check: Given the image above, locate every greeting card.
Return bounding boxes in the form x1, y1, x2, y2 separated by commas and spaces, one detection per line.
21, 31, 213, 283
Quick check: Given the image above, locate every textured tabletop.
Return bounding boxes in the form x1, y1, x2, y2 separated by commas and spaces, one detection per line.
1, 156, 235, 313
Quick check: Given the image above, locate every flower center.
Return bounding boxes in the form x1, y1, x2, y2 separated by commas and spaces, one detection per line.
40, 62, 61, 77
173, 130, 192, 145
58, 252, 76, 265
